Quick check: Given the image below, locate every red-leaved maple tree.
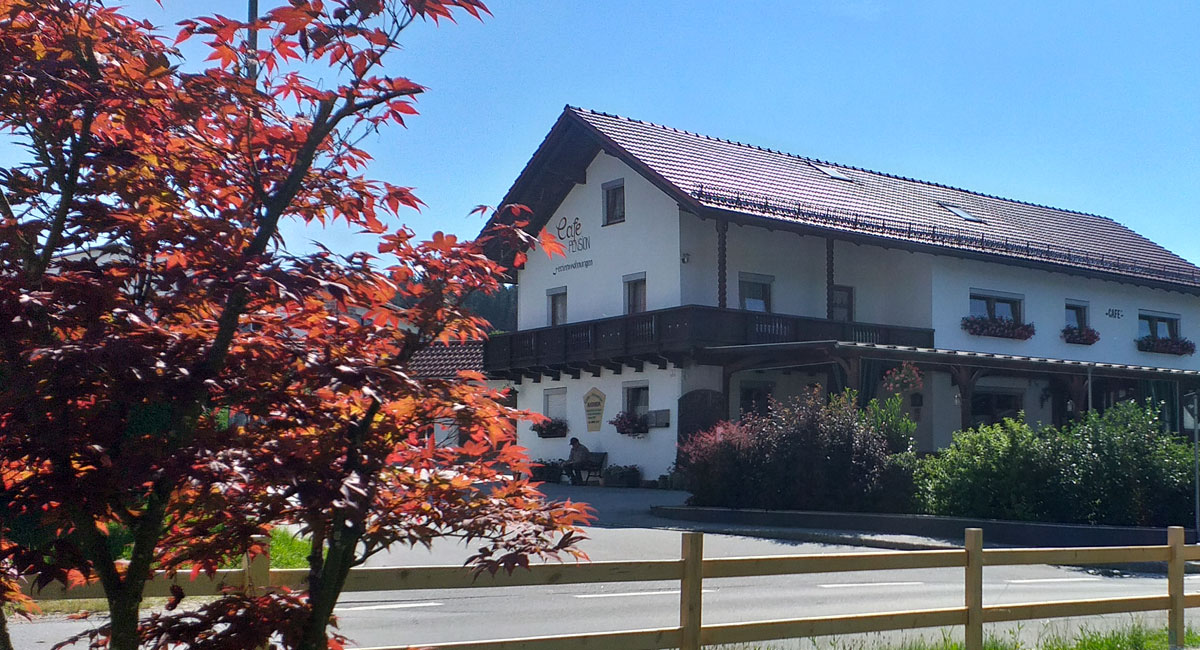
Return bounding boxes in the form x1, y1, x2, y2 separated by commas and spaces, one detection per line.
0, 1, 586, 649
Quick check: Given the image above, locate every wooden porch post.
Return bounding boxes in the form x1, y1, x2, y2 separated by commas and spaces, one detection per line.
716, 219, 728, 309
1065, 375, 1089, 420
833, 356, 862, 405
950, 366, 984, 431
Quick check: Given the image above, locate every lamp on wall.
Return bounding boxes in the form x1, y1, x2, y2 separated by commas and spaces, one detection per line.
680, 253, 691, 264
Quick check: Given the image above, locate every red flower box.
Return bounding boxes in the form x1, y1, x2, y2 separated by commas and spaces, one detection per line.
961, 316, 1035, 341
1136, 336, 1195, 356
1062, 325, 1100, 345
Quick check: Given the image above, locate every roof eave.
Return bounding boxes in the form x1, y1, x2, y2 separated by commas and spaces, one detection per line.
479, 107, 703, 270
697, 204, 1200, 296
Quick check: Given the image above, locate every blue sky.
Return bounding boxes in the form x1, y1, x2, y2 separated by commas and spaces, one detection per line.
23, 2, 1200, 263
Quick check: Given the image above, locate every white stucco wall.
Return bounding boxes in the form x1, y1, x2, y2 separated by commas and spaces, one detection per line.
725, 225, 827, 317
679, 215, 936, 328
679, 211, 718, 307
515, 366, 681, 478
832, 242, 935, 329
516, 152, 682, 329
931, 256, 1200, 369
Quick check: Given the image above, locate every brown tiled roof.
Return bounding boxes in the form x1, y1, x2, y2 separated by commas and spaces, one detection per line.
567, 107, 1200, 289
408, 341, 484, 379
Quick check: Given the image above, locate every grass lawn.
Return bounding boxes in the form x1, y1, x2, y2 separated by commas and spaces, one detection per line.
7, 529, 313, 616
720, 625, 1200, 650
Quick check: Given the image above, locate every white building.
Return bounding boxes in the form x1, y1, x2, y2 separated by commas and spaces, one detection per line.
479, 107, 1200, 479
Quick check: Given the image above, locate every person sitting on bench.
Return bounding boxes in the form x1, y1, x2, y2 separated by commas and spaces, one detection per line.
564, 437, 590, 485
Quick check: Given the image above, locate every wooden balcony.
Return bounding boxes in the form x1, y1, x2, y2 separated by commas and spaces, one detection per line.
483, 305, 934, 376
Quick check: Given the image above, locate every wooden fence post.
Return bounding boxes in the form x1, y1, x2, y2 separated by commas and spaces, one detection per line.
1169, 526, 1185, 650
964, 528, 983, 650
680, 531, 704, 650
243, 534, 271, 592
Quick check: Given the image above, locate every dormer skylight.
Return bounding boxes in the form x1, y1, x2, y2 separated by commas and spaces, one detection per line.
811, 162, 853, 182
943, 204, 986, 224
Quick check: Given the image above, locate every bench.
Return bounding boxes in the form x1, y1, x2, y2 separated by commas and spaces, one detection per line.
565, 451, 607, 485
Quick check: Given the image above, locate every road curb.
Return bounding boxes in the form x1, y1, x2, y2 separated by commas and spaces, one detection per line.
651, 505, 1200, 575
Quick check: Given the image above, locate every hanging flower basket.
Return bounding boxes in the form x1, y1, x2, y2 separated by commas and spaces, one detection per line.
1062, 325, 1100, 345
531, 417, 569, 438
961, 316, 1035, 340
609, 411, 649, 437
1136, 335, 1196, 356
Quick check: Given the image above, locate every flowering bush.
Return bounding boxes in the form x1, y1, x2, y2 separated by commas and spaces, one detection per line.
961, 316, 1036, 340
1062, 325, 1101, 345
677, 390, 897, 512
1136, 335, 1196, 355
609, 411, 649, 437
531, 417, 570, 438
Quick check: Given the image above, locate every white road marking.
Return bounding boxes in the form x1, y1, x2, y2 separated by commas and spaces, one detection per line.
818, 581, 923, 589
335, 601, 444, 611
1006, 577, 1102, 584
574, 589, 715, 599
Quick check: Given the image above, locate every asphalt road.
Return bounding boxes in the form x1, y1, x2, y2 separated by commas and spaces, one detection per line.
6, 486, 1190, 648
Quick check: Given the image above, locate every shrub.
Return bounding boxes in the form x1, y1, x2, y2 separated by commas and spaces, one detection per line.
1057, 402, 1191, 526
676, 420, 762, 508
875, 451, 920, 514
602, 464, 642, 488
865, 394, 917, 454
678, 389, 893, 512
919, 402, 1192, 526
918, 417, 1066, 521
530, 459, 564, 483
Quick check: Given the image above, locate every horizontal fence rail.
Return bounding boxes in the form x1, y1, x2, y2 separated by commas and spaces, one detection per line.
25, 526, 1200, 650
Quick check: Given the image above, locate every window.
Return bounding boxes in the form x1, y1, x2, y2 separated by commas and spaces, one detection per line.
943, 204, 987, 224
830, 285, 854, 322
811, 162, 853, 182
547, 287, 567, 326
970, 390, 1023, 428
624, 272, 646, 315
1065, 302, 1088, 328
543, 388, 566, 420
970, 291, 1022, 322
739, 273, 773, 313
739, 381, 774, 417
1139, 311, 1180, 339
623, 382, 649, 418
603, 179, 625, 225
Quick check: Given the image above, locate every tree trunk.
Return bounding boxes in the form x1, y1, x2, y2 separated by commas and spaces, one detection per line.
297, 534, 358, 650
107, 589, 142, 650
0, 609, 15, 650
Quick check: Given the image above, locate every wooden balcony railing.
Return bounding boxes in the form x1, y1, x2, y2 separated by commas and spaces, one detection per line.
483, 305, 934, 372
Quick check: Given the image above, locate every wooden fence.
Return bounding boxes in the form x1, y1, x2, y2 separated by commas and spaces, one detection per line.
27, 526, 1200, 650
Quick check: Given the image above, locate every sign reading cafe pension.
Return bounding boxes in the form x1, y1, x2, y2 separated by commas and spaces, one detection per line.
551, 215, 594, 275
556, 216, 590, 253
